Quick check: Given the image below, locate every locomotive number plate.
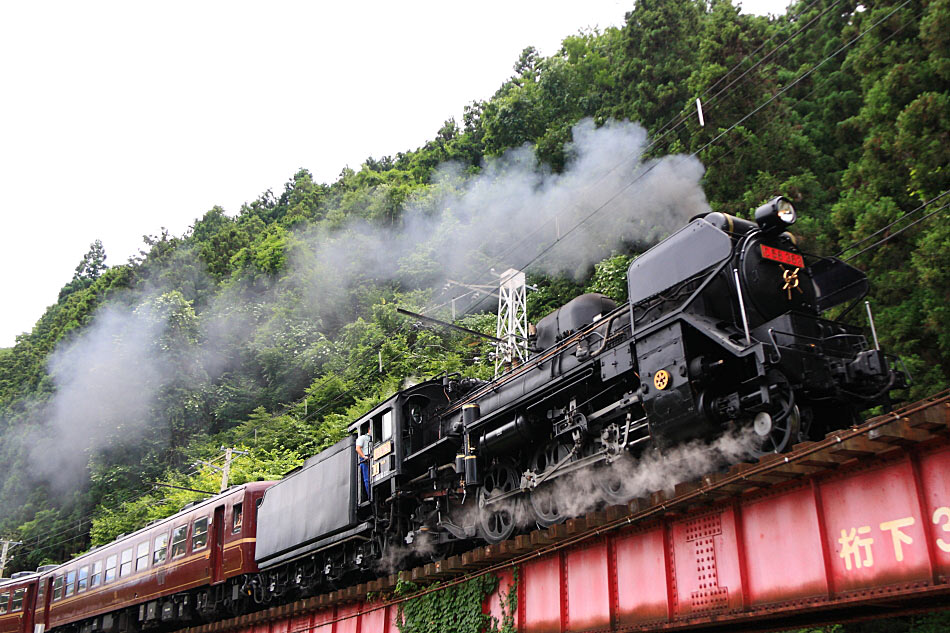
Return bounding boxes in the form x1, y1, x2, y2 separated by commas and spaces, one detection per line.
371, 462, 381, 477
761, 244, 804, 268
373, 441, 392, 460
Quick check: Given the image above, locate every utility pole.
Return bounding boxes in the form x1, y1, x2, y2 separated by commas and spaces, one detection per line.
196, 447, 248, 494
0, 540, 22, 578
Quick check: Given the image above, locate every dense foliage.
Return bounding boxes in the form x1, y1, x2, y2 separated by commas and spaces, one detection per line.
394, 572, 517, 633
0, 2, 947, 629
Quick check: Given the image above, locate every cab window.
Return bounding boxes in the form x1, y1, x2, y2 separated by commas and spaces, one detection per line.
77, 566, 89, 592
10, 589, 24, 612
232, 503, 243, 534
119, 548, 133, 577
52, 575, 64, 600
192, 517, 209, 550
90, 561, 102, 588
0, 592, 9, 614
380, 410, 393, 441
104, 555, 117, 583
135, 541, 149, 571
170, 526, 188, 558
153, 533, 168, 565
64, 570, 76, 597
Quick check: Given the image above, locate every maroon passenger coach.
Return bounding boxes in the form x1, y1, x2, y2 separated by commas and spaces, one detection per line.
0, 571, 41, 633
34, 482, 274, 633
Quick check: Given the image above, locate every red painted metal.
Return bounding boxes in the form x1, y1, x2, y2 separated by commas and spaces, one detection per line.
209, 442, 950, 633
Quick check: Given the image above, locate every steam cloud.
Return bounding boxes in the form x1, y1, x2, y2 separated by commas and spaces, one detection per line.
468, 428, 759, 539
289, 119, 709, 317
512, 427, 758, 523
16, 118, 711, 494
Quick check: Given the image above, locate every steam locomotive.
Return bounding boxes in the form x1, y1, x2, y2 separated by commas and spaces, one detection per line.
8, 197, 904, 633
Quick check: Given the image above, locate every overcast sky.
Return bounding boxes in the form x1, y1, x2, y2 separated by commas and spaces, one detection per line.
0, 0, 789, 348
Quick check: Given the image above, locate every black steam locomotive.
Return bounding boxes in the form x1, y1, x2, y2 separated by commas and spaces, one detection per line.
252, 197, 903, 595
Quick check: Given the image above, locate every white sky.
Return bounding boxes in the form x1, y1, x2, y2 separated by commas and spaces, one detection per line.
0, 0, 788, 348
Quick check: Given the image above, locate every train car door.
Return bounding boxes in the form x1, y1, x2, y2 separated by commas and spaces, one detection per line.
21, 584, 36, 633
210, 505, 225, 585
33, 577, 50, 633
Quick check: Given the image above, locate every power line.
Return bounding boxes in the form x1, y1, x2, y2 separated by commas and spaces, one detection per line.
458, 0, 913, 318
837, 190, 950, 257
844, 200, 950, 262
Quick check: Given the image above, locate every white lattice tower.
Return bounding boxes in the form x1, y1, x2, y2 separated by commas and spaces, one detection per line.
495, 268, 528, 376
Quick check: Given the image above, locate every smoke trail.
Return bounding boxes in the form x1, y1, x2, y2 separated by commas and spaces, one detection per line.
21, 118, 710, 494
287, 118, 709, 316
471, 428, 759, 533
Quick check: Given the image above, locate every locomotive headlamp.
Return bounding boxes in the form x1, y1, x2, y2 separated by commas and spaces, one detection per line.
754, 196, 796, 233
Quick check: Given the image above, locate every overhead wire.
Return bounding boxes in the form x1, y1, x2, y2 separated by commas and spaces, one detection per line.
843, 199, 950, 262
440, 0, 870, 318
836, 190, 950, 257
429, 0, 840, 318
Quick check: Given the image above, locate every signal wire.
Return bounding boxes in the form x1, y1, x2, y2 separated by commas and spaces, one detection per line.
836, 190, 950, 258
450, 0, 906, 318
843, 199, 950, 262
433, 0, 843, 314
531, 0, 912, 275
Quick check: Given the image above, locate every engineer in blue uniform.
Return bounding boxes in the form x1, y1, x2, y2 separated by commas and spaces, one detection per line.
355, 427, 372, 500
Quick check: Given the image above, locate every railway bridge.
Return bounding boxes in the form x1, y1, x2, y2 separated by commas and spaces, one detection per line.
180, 394, 950, 632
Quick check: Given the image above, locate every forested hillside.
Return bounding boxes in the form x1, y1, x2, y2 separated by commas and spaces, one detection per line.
0, 6, 947, 621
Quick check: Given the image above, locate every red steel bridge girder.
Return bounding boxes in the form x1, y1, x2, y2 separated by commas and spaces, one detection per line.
513, 443, 950, 631
210, 442, 950, 633
187, 396, 950, 633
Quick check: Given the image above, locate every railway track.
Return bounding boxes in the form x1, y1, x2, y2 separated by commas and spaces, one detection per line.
183, 391, 950, 633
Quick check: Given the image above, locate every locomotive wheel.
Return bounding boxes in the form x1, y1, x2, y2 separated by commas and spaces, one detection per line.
592, 456, 634, 505
581, 438, 634, 506
477, 459, 521, 544
751, 399, 801, 456
528, 440, 573, 527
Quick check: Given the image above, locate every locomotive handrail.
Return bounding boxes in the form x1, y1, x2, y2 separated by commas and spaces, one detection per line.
766, 328, 783, 363
441, 302, 634, 419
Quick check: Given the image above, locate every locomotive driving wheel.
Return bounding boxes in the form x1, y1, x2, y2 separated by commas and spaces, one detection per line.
477, 459, 521, 544
527, 440, 574, 527
750, 372, 802, 456
751, 398, 801, 455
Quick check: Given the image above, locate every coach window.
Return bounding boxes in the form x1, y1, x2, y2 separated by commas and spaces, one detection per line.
90, 561, 102, 588
77, 566, 89, 592
104, 555, 117, 583
135, 541, 149, 572
11, 588, 24, 612
192, 517, 209, 551
380, 410, 393, 442
52, 575, 64, 600
153, 533, 168, 565
171, 526, 188, 558
119, 548, 133, 577
232, 503, 243, 534
0, 592, 8, 614
64, 570, 76, 597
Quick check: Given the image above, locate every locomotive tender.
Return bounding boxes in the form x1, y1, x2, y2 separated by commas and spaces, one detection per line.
14, 197, 904, 633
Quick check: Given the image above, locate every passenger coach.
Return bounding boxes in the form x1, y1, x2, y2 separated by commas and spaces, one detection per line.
35, 482, 273, 633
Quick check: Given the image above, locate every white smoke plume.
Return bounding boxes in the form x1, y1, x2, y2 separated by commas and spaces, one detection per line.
287, 119, 709, 316
29, 301, 176, 492
20, 118, 711, 494
472, 428, 759, 533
